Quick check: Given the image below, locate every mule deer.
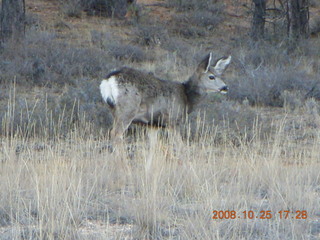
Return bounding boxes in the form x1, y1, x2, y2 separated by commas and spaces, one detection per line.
100, 53, 231, 142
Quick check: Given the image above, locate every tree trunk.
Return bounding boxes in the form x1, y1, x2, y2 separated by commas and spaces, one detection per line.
0, 0, 25, 43
251, 0, 266, 40
299, 0, 309, 36
287, 0, 309, 41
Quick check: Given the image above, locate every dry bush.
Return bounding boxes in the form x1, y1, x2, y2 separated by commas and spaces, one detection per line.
282, 90, 304, 112
0, 31, 118, 138
133, 25, 168, 47
0, 31, 113, 87
107, 43, 148, 62
310, 17, 320, 37
306, 81, 320, 100
170, 9, 223, 39
88, 30, 149, 62
228, 40, 318, 107
184, 99, 260, 145
310, 0, 320, 7
228, 66, 313, 107
166, 2, 224, 39
0, 82, 113, 139
60, 0, 82, 18
81, 0, 133, 18
166, 0, 220, 11
297, 38, 320, 63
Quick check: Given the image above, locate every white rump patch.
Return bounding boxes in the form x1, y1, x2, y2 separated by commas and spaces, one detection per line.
100, 76, 119, 105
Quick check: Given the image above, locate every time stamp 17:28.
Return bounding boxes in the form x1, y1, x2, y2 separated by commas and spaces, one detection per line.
212, 210, 308, 220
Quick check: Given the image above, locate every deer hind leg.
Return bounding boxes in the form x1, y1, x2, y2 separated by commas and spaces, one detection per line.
110, 110, 138, 143
110, 97, 141, 143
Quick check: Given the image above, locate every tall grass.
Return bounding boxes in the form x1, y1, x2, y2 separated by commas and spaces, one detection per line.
0, 92, 320, 240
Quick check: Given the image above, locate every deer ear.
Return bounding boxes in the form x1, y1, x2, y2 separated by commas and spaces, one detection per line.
197, 52, 213, 73
213, 56, 231, 75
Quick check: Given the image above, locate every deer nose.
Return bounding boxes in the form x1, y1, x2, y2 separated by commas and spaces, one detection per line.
220, 86, 228, 92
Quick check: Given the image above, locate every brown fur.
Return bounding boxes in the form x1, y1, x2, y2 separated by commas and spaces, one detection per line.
100, 53, 231, 142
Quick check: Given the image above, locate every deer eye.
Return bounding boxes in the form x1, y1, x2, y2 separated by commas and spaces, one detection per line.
209, 75, 215, 80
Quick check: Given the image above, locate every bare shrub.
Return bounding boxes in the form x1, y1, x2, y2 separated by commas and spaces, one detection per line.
227, 39, 319, 107
310, 17, 320, 36
107, 43, 147, 62
229, 57, 314, 107
90, 30, 122, 49
160, 38, 195, 66
59, 82, 113, 131
282, 90, 304, 112
0, 30, 120, 138
185, 99, 258, 144
243, 35, 320, 63
0, 86, 112, 138
310, 0, 320, 7
189, 10, 222, 28
133, 25, 168, 47
60, 0, 82, 18
239, 41, 290, 68
0, 66, 117, 137
166, 0, 219, 11
170, 7, 223, 38
172, 23, 206, 39
0, 90, 58, 138
81, 0, 134, 18
305, 81, 320, 100
294, 38, 320, 61
25, 13, 42, 29
228, 67, 305, 106
304, 98, 320, 116
92, 27, 147, 58
0, 31, 113, 87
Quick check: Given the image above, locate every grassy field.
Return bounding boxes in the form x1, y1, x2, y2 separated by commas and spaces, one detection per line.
0, 0, 320, 239
0, 102, 320, 239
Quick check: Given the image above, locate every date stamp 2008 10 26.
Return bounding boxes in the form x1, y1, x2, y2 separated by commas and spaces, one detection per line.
212, 210, 308, 220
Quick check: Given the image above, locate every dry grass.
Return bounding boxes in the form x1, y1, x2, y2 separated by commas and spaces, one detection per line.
0, 1, 319, 239
0, 100, 320, 240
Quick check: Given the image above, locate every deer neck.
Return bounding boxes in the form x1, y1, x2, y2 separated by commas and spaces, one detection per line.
183, 75, 207, 113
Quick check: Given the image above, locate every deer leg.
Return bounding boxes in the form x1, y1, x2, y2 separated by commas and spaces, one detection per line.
110, 103, 141, 143
110, 116, 135, 143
